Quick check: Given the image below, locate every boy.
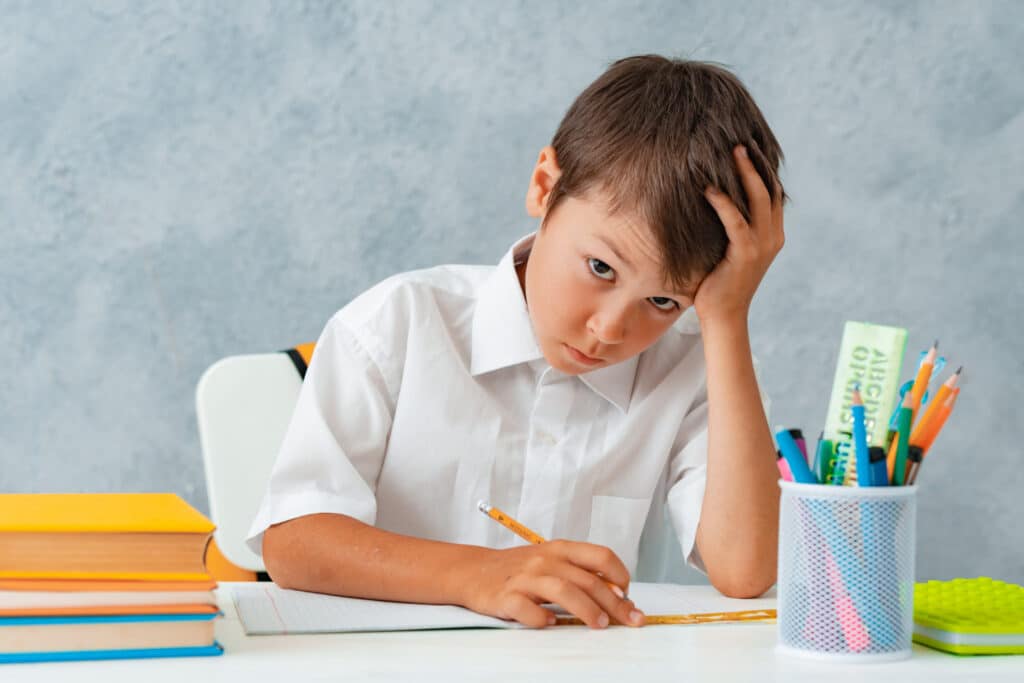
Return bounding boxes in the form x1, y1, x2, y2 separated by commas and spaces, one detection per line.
248, 55, 786, 630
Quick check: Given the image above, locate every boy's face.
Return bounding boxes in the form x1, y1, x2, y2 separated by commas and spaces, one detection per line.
521, 147, 698, 376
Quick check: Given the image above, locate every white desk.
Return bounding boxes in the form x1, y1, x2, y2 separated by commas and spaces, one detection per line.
5, 583, 1023, 681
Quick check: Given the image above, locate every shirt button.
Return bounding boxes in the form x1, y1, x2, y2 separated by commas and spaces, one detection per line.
537, 431, 557, 446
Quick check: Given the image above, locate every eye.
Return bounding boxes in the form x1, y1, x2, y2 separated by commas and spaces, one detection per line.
648, 296, 679, 311
588, 258, 615, 281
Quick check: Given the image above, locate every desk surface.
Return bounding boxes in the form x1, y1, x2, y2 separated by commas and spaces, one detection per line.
4, 583, 1023, 682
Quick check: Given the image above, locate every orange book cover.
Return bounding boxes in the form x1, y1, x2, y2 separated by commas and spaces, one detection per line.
0, 571, 213, 581
0, 578, 217, 592
0, 604, 219, 617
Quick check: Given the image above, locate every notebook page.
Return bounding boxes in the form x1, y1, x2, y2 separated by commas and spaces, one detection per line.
233, 582, 776, 635
232, 583, 517, 634
624, 583, 776, 616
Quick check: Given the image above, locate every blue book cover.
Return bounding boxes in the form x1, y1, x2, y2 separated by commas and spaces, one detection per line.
0, 613, 218, 626
0, 642, 223, 664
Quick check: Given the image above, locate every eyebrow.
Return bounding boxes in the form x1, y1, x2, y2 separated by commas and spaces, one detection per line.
595, 234, 635, 273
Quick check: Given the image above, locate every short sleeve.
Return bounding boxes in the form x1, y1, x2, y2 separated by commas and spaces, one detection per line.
664, 393, 710, 573
664, 352, 771, 574
245, 315, 396, 556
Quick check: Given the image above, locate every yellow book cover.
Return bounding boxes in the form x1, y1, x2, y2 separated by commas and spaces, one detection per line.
0, 493, 214, 534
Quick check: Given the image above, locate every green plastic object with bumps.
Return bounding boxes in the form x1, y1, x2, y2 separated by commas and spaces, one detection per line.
914, 577, 1024, 655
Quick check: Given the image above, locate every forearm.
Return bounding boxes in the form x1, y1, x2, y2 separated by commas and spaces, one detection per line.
262, 512, 489, 606
696, 316, 779, 597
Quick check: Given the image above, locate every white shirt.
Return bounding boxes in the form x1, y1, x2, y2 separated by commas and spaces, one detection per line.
248, 233, 731, 575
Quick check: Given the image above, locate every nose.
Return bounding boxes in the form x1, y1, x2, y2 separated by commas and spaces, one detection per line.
587, 303, 630, 345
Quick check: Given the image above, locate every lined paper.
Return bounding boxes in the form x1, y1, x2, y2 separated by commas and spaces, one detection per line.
233, 582, 776, 635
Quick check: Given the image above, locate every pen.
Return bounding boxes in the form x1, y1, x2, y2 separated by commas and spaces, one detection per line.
777, 449, 794, 481
788, 428, 809, 464
774, 428, 818, 484
868, 446, 888, 486
477, 500, 628, 599
851, 387, 871, 487
814, 437, 834, 484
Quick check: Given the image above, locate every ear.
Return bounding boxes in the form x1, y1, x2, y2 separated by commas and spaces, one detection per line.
525, 145, 562, 219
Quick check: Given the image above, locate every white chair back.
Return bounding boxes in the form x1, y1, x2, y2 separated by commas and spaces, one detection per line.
195, 353, 304, 572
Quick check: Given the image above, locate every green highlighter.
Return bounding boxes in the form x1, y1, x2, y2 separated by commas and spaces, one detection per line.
823, 321, 908, 484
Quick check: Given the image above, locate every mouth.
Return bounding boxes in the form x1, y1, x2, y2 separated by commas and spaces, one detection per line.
564, 343, 603, 366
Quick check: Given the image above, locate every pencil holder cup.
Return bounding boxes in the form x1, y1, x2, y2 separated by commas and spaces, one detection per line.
776, 480, 917, 662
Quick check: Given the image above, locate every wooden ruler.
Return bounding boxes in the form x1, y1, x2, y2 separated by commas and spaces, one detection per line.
554, 608, 776, 626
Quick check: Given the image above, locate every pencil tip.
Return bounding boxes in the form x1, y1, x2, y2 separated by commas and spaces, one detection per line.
955, 365, 962, 375
933, 339, 939, 349
477, 500, 490, 513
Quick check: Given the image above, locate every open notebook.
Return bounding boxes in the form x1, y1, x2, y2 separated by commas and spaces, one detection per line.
232, 582, 777, 635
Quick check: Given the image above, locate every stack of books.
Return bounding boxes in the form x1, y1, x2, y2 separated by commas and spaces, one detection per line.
0, 493, 223, 664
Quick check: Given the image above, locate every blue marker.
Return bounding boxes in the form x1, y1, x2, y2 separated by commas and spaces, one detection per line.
774, 428, 818, 484
869, 445, 888, 486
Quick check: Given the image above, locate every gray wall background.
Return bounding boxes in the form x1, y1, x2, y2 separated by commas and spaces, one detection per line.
2, 1, 1021, 584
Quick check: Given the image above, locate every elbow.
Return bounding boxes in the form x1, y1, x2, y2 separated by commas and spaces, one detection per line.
709, 562, 777, 599
261, 523, 299, 588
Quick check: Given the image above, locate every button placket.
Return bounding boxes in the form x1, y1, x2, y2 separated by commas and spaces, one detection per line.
519, 369, 574, 540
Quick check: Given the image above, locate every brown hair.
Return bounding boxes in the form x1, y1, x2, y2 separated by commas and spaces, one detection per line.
545, 55, 786, 293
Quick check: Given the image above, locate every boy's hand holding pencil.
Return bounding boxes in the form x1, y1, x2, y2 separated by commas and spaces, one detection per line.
467, 502, 645, 629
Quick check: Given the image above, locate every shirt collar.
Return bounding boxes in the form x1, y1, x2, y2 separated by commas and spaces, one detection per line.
470, 232, 639, 414
470, 233, 544, 377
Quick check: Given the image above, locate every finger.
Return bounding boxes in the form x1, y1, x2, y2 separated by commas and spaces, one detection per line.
547, 540, 631, 594
499, 593, 556, 629
733, 145, 771, 232
522, 574, 609, 629
704, 186, 754, 250
556, 563, 645, 627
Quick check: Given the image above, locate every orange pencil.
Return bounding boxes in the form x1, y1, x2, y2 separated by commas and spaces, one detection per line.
920, 388, 959, 452
909, 341, 939, 415
908, 366, 962, 446
905, 389, 959, 485
887, 341, 938, 480
477, 500, 627, 599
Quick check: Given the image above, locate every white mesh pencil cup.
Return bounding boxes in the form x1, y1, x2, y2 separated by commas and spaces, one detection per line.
777, 480, 917, 662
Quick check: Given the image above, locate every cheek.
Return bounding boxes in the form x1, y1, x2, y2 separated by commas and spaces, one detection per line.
626, 314, 677, 351
536, 265, 591, 328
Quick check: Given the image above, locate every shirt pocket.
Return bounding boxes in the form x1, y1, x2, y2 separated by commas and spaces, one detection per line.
587, 495, 651, 575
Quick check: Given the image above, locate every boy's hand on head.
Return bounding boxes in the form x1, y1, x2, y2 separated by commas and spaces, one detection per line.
454, 541, 644, 629
695, 145, 785, 327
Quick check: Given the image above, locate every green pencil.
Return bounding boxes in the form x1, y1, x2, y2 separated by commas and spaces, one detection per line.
892, 392, 914, 486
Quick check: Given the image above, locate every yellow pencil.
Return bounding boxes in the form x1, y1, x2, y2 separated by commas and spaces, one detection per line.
476, 500, 626, 598
477, 501, 546, 544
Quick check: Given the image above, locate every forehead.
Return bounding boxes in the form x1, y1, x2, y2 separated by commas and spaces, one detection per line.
564, 193, 660, 263
558, 193, 697, 298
